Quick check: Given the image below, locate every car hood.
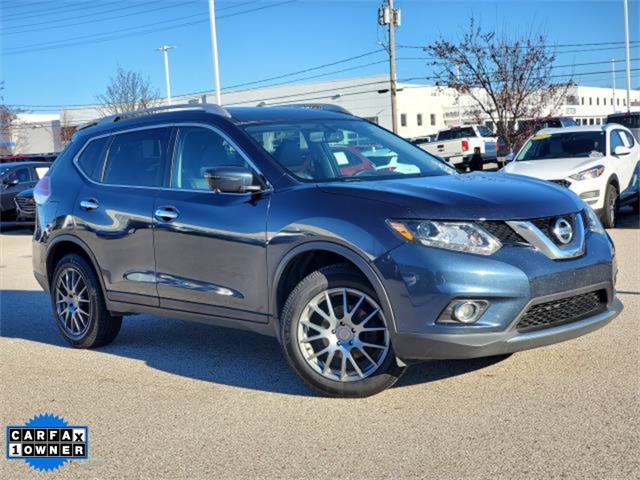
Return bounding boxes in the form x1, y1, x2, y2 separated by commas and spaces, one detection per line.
318, 173, 583, 220
502, 156, 604, 180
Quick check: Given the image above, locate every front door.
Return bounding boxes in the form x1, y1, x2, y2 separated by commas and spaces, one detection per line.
153, 124, 270, 323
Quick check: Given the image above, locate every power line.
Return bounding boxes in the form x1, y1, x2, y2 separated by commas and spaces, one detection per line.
1, 1, 128, 21
2, 0, 260, 34
2, 1, 193, 35
223, 49, 385, 90
398, 40, 640, 50
2, 0, 297, 55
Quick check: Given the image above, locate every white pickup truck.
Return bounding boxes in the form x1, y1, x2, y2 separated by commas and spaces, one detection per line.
420, 125, 498, 165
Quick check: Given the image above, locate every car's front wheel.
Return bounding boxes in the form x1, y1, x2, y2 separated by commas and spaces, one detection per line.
51, 254, 122, 348
601, 183, 619, 228
280, 264, 405, 397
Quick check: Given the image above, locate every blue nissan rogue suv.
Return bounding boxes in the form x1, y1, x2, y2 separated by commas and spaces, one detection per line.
32, 104, 623, 397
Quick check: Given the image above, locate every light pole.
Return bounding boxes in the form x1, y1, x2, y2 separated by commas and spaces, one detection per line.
208, 0, 222, 105
623, 0, 631, 112
156, 45, 175, 105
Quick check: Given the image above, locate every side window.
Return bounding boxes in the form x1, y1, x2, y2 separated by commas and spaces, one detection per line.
171, 127, 248, 191
103, 128, 169, 187
77, 136, 110, 181
610, 131, 625, 153
438, 130, 452, 140
620, 131, 635, 148
14, 167, 31, 183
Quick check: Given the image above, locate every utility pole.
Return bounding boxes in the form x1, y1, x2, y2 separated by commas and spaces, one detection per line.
379, 1, 401, 133
623, 0, 631, 112
611, 59, 617, 113
208, 0, 222, 105
156, 45, 175, 105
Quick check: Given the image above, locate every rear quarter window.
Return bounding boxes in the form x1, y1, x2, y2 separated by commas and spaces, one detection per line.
77, 136, 111, 181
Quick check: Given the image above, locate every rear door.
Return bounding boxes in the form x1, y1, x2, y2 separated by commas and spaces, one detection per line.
73, 127, 171, 306
152, 124, 270, 323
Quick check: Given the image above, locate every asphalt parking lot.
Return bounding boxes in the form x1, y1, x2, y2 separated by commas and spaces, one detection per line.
1, 210, 638, 479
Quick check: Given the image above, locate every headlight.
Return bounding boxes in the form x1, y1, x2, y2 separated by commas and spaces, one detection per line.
570, 165, 605, 181
584, 206, 605, 234
387, 220, 502, 255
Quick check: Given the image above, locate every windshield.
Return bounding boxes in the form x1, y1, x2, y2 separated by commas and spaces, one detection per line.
245, 119, 455, 182
516, 131, 606, 161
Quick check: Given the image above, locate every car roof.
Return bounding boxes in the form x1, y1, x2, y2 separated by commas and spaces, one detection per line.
226, 106, 354, 123
0, 161, 53, 168
536, 125, 612, 135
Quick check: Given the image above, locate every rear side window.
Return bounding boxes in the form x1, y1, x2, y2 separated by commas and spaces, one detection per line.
476, 126, 494, 137
77, 136, 110, 181
437, 130, 453, 140
103, 128, 169, 187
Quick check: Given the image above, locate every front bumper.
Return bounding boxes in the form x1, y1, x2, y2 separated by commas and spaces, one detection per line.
374, 229, 621, 361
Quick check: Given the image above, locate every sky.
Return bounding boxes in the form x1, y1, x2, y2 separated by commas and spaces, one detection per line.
1, 0, 639, 112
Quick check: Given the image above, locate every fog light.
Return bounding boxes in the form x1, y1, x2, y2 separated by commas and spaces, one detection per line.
437, 299, 490, 324
579, 190, 600, 200
453, 302, 479, 323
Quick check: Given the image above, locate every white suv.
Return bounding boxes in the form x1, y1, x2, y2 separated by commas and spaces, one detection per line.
503, 124, 639, 227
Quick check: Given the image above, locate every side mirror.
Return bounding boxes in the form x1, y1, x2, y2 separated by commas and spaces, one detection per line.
204, 166, 264, 194
504, 153, 515, 162
614, 145, 631, 156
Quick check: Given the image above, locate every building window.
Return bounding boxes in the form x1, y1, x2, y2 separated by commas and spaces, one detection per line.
430, 113, 436, 126
363, 116, 379, 124
589, 97, 592, 105
596, 98, 599, 106
581, 97, 584, 105
617, 98, 620, 106
400, 114, 407, 127
589, 118, 595, 125
417, 114, 423, 126
623, 99, 626, 106
595, 118, 601, 125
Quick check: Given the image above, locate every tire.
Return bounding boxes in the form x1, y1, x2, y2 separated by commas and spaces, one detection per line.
600, 183, 619, 229
50, 253, 122, 348
280, 264, 405, 397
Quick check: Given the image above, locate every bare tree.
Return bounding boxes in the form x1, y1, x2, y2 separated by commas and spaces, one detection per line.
96, 67, 159, 115
426, 18, 571, 152
59, 111, 77, 147
0, 82, 22, 155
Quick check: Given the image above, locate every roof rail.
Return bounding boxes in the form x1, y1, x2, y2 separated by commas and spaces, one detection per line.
283, 103, 353, 115
97, 103, 231, 125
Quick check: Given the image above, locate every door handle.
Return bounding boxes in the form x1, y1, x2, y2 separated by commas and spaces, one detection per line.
80, 199, 99, 211
155, 206, 179, 222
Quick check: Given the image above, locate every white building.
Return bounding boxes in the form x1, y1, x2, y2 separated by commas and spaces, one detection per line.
3, 113, 62, 155
9, 76, 640, 153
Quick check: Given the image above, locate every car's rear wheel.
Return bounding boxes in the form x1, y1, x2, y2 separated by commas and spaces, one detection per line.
601, 183, 619, 228
280, 264, 405, 397
51, 254, 122, 348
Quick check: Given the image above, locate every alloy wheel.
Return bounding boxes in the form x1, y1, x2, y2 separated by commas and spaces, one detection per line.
55, 267, 91, 338
296, 288, 390, 382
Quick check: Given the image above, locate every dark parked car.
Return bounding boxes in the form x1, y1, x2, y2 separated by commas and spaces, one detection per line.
14, 187, 36, 226
1, 161, 51, 219
33, 104, 622, 397
606, 111, 640, 142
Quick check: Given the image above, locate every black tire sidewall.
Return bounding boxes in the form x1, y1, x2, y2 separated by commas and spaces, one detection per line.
281, 265, 405, 397
604, 183, 619, 228
51, 254, 103, 348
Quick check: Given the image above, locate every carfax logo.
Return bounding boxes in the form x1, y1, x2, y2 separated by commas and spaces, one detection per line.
5, 413, 88, 472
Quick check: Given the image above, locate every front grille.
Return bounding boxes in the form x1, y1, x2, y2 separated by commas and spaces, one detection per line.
516, 289, 607, 332
15, 196, 36, 215
480, 221, 527, 244
530, 213, 579, 246
549, 179, 571, 188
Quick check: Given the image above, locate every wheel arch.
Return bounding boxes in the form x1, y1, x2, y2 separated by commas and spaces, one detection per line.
46, 235, 106, 295
270, 241, 396, 338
